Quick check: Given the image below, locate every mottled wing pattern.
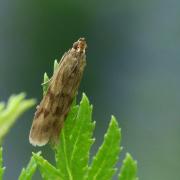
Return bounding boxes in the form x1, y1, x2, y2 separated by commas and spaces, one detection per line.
29, 38, 87, 146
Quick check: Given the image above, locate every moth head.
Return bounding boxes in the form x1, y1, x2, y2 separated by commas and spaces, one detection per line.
73, 38, 87, 53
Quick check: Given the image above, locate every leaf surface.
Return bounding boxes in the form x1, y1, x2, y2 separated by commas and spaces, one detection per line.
33, 153, 61, 180
87, 116, 121, 180
18, 152, 40, 180
56, 94, 95, 180
118, 153, 138, 180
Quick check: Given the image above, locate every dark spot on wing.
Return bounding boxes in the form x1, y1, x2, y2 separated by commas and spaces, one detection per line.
42, 125, 50, 133
61, 91, 71, 98
54, 106, 62, 116
44, 109, 50, 118
47, 89, 55, 100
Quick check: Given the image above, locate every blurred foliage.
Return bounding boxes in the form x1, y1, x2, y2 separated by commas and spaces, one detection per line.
0, 148, 5, 180
0, 93, 35, 179
0, 93, 35, 143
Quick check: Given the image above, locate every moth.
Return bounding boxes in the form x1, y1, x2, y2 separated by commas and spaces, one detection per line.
29, 38, 87, 146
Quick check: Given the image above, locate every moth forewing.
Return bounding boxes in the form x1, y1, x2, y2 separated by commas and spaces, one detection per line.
29, 38, 87, 146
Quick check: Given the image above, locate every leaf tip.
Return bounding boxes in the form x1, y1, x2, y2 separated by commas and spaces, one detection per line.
54, 59, 59, 73
125, 153, 138, 166
43, 72, 49, 82
110, 115, 121, 132
81, 93, 90, 105
110, 115, 117, 123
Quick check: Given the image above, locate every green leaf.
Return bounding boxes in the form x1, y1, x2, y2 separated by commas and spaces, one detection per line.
0, 147, 5, 180
18, 152, 40, 180
55, 105, 79, 180
55, 93, 95, 180
87, 116, 121, 180
42, 72, 50, 95
53, 59, 59, 73
0, 93, 36, 142
0, 103, 5, 113
118, 153, 138, 180
41, 60, 58, 95
33, 152, 61, 180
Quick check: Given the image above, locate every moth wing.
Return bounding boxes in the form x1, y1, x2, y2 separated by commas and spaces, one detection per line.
29, 47, 86, 146
48, 52, 80, 96
29, 97, 56, 146
58, 52, 67, 66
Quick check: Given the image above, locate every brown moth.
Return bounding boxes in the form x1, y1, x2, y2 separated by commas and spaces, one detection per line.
29, 38, 87, 146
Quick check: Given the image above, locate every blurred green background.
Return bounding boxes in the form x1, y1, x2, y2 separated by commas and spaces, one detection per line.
0, 0, 180, 179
